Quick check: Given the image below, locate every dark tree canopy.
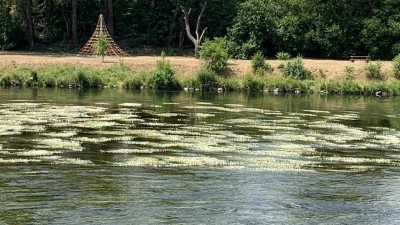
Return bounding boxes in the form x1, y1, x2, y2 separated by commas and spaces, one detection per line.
0, 0, 399, 59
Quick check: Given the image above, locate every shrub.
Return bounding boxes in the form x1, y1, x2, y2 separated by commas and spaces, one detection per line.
281, 56, 310, 80
100, 64, 132, 87
344, 66, 355, 81
364, 61, 385, 80
196, 70, 218, 91
76, 68, 103, 88
200, 38, 229, 74
243, 75, 264, 92
0, 68, 34, 87
93, 35, 108, 62
124, 71, 148, 90
218, 77, 241, 91
147, 52, 181, 90
251, 51, 272, 74
181, 77, 198, 89
276, 51, 291, 61
393, 54, 400, 79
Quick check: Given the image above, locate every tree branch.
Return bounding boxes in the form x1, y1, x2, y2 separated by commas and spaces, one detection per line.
199, 27, 208, 42
195, 1, 207, 40
181, 6, 196, 44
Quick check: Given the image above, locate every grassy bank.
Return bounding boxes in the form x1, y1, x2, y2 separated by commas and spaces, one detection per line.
1, 57, 400, 96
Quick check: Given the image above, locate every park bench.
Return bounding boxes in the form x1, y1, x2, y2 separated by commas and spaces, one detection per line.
350, 55, 370, 63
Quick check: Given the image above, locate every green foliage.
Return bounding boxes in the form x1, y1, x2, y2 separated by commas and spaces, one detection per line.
124, 71, 148, 90
0, 0, 399, 59
393, 54, 400, 80
217, 77, 241, 91
227, 0, 276, 59
364, 61, 385, 81
243, 75, 264, 92
93, 35, 108, 62
39, 65, 104, 88
319, 80, 400, 96
281, 56, 310, 80
196, 70, 218, 91
251, 51, 272, 74
75, 68, 103, 88
200, 38, 229, 74
147, 52, 180, 90
0, 68, 35, 87
276, 52, 291, 61
181, 77, 198, 89
0, 4, 23, 51
344, 66, 355, 81
100, 64, 132, 87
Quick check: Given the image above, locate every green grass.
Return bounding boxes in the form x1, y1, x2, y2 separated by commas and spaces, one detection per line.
1, 63, 400, 96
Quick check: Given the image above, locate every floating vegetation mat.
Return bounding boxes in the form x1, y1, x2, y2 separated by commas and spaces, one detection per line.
0, 100, 399, 173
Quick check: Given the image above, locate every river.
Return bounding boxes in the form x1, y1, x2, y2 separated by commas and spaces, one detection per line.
0, 89, 399, 224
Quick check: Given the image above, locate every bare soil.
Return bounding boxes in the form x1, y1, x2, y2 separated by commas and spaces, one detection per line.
0, 53, 393, 80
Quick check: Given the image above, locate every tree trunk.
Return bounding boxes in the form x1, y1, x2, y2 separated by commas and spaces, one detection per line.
72, 0, 77, 45
107, 0, 114, 37
179, 26, 185, 49
25, 0, 34, 48
45, 0, 52, 21
181, 1, 207, 59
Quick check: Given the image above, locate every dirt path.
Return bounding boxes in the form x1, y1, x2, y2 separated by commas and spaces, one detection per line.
0, 53, 393, 80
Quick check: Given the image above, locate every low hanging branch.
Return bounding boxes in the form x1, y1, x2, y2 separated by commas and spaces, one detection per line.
181, 1, 207, 59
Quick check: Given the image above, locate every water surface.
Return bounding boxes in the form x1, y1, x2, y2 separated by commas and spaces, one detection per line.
1, 89, 400, 224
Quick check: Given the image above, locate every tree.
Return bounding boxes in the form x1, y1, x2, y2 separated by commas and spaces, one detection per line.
106, 0, 114, 37
25, 0, 34, 48
93, 35, 108, 62
181, 1, 207, 59
72, 0, 77, 45
227, 0, 277, 59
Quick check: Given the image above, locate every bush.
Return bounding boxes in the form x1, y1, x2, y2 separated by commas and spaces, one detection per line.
364, 61, 385, 80
124, 72, 148, 90
100, 64, 132, 87
276, 52, 291, 61
344, 66, 355, 81
243, 75, 264, 92
218, 77, 241, 91
196, 70, 218, 91
76, 68, 103, 88
281, 56, 310, 80
393, 54, 400, 79
251, 51, 272, 74
200, 38, 229, 74
147, 52, 181, 90
0, 68, 34, 87
181, 77, 198, 89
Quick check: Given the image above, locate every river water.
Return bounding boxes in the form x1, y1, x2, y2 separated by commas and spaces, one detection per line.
0, 89, 399, 224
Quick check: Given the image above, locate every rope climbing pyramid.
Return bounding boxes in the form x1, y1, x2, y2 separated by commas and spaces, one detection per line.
78, 14, 129, 57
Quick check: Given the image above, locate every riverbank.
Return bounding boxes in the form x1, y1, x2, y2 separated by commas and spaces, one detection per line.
0, 53, 399, 95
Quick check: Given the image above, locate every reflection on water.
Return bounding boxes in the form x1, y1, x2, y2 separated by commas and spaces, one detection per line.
0, 89, 400, 224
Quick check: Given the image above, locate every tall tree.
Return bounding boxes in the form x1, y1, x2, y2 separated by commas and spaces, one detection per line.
71, 0, 77, 44
25, 0, 34, 48
106, 0, 114, 36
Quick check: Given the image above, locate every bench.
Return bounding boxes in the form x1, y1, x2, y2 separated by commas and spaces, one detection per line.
350, 55, 370, 63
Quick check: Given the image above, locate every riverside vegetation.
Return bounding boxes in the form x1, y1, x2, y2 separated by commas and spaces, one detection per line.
2, 42, 400, 96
